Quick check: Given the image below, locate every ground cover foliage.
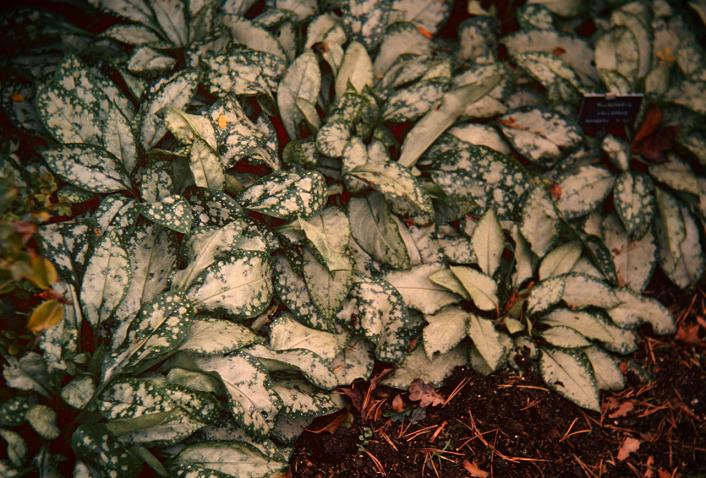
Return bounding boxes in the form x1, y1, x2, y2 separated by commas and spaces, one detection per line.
0, 0, 704, 476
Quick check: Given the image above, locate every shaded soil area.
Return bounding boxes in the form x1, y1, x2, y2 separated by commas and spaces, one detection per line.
291, 289, 706, 478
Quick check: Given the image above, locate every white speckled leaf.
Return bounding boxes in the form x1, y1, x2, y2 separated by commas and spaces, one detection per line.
649, 156, 702, 196
347, 276, 413, 363
72, 424, 142, 477
541, 308, 632, 353
240, 169, 327, 220
385, 263, 459, 314
348, 194, 409, 269
224, 15, 286, 59
189, 138, 224, 191
272, 377, 340, 418
193, 353, 282, 436
613, 171, 655, 239
141, 194, 193, 234
140, 70, 198, 149
204, 50, 285, 98
2, 353, 51, 398
562, 274, 620, 309
26, 404, 60, 440
269, 315, 346, 362
179, 317, 260, 355
383, 343, 466, 389
555, 165, 614, 219
467, 314, 505, 370
398, 76, 501, 168
302, 248, 352, 319
103, 291, 194, 381
539, 241, 582, 280
602, 214, 656, 292
607, 288, 675, 335
115, 223, 176, 321
471, 208, 504, 276
0, 429, 26, 467
521, 186, 559, 257
540, 326, 591, 348
595, 27, 639, 88
298, 207, 351, 272
450, 266, 498, 311
278, 51, 321, 139
500, 107, 582, 166
273, 256, 334, 331
526, 276, 565, 316
81, 229, 131, 329
336, 41, 373, 98
583, 346, 625, 391
539, 348, 599, 411
61, 376, 95, 410
102, 106, 138, 175
128, 46, 176, 75
392, 0, 451, 34
173, 441, 288, 478
151, 0, 188, 46
187, 251, 273, 319
423, 307, 468, 358
42, 144, 130, 194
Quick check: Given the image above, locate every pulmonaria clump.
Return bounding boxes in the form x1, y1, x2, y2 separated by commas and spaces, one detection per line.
0, 0, 704, 476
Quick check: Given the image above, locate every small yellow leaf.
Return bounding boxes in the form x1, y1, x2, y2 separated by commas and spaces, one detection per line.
10, 92, 24, 102
25, 256, 59, 290
28, 300, 64, 333
217, 114, 228, 129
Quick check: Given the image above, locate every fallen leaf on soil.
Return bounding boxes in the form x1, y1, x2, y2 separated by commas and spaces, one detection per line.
608, 400, 635, 419
657, 470, 671, 478
618, 437, 641, 461
676, 322, 702, 345
462, 460, 489, 478
408, 380, 445, 407
643, 455, 654, 478
633, 106, 662, 146
306, 411, 348, 435
338, 386, 363, 413
391, 394, 405, 413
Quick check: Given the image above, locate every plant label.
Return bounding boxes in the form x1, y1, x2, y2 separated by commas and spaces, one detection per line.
578, 94, 643, 136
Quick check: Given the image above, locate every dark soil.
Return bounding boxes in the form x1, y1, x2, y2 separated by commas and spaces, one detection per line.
291, 289, 706, 478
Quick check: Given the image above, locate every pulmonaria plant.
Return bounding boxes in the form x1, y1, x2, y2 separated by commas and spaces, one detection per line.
0, 0, 703, 476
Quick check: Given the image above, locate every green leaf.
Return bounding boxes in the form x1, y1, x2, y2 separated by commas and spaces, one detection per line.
240, 169, 328, 220
613, 172, 655, 239
467, 314, 506, 370
555, 165, 614, 219
42, 144, 130, 194
423, 307, 469, 358
26, 404, 60, 440
450, 266, 498, 311
500, 107, 582, 166
348, 194, 410, 269
383, 343, 466, 389
471, 208, 504, 276
539, 241, 582, 280
0, 397, 31, 427
302, 248, 352, 319
172, 441, 288, 478
140, 70, 198, 149
298, 207, 351, 272
81, 229, 131, 329
187, 251, 273, 319
346, 276, 413, 363
72, 424, 142, 478
277, 51, 321, 139
539, 348, 599, 411
398, 75, 502, 168
385, 263, 460, 315
602, 214, 656, 292
178, 317, 260, 355
103, 291, 194, 381
193, 353, 282, 436
0, 429, 26, 467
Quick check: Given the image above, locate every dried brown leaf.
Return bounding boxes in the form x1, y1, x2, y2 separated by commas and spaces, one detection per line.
408, 380, 445, 408
617, 436, 641, 461
462, 459, 489, 478
391, 394, 405, 413
608, 400, 635, 419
